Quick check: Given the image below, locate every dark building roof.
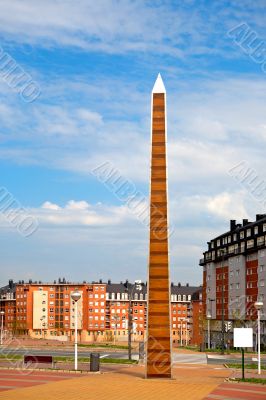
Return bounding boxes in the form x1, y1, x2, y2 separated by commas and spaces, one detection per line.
170, 284, 202, 296
106, 281, 201, 297
191, 288, 203, 301
200, 214, 266, 266
0, 280, 17, 298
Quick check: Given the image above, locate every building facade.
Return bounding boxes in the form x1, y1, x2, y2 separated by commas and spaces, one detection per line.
200, 215, 266, 348
0, 280, 16, 335
0, 278, 202, 345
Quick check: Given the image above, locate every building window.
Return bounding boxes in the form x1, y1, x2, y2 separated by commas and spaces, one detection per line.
254, 226, 258, 235
246, 229, 251, 237
257, 236, 264, 246
247, 239, 254, 249
240, 231, 244, 239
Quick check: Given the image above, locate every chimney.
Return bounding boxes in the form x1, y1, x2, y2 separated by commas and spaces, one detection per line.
230, 220, 236, 231
171, 282, 174, 287
8, 279, 13, 289
242, 219, 249, 226
186, 283, 189, 287
99, 279, 102, 284
256, 214, 265, 221
178, 282, 181, 287
108, 279, 111, 285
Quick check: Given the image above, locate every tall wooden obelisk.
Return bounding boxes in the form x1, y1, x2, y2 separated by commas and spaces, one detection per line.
146, 74, 172, 379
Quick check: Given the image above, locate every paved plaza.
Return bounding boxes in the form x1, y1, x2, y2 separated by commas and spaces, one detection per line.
0, 363, 264, 400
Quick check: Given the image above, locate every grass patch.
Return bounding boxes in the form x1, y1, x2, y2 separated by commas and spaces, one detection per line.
99, 358, 137, 364
226, 363, 266, 370
206, 348, 266, 354
0, 354, 22, 361
78, 344, 128, 350
55, 356, 137, 364
232, 377, 266, 385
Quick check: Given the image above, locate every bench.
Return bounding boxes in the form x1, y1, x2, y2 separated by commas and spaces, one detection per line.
24, 355, 54, 368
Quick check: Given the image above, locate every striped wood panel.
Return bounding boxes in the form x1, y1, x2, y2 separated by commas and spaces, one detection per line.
146, 92, 172, 379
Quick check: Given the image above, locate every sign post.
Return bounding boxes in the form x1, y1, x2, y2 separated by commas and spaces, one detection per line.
233, 328, 253, 381
241, 348, 245, 380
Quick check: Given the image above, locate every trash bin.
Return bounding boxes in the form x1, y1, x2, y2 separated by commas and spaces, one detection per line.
139, 341, 145, 361
199, 343, 205, 352
90, 353, 100, 372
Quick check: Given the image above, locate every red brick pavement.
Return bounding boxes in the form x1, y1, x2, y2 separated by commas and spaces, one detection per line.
0, 369, 87, 392
204, 382, 266, 399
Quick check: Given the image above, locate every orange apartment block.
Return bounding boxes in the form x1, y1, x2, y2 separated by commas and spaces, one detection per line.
0, 278, 202, 345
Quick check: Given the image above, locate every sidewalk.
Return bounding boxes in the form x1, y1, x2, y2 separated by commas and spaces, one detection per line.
0, 364, 231, 400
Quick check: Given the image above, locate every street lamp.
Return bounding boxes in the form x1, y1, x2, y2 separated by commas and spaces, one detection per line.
220, 249, 225, 355
0, 311, 4, 345
207, 312, 212, 350
71, 291, 81, 371
124, 280, 142, 360
179, 318, 187, 347
254, 301, 263, 375
113, 314, 119, 345
40, 317, 43, 339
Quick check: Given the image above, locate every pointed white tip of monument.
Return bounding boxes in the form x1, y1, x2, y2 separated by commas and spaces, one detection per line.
152, 73, 166, 94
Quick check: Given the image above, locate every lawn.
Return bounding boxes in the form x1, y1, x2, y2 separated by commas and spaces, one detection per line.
226, 363, 266, 370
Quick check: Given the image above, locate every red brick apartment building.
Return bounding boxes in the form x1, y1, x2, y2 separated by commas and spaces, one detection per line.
0, 280, 16, 334
200, 215, 266, 348
0, 278, 202, 345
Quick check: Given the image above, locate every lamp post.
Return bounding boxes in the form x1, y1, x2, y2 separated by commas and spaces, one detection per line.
254, 301, 263, 375
40, 317, 43, 339
125, 280, 142, 360
113, 314, 119, 345
207, 312, 212, 350
220, 249, 225, 355
71, 291, 81, 371
180, 318, 186, 347
0, 311, 4, 345
185, 319, 188, 346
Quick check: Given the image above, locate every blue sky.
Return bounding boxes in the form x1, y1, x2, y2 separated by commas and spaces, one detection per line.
0, 0, 266, 286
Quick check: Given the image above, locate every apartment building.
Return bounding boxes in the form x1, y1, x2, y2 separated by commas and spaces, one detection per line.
0, 280, 16, 333
0, 278, 202, 345
200, 215, 266, 347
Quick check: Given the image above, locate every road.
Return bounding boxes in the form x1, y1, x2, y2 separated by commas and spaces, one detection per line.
1, 348, 207, 364
2, 348, 265, 366
0, 347, 137, 360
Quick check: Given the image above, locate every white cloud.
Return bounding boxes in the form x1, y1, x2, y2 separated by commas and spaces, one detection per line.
0, 0, 263, 59
42, 201, 61, 211
206, 191, 249, 220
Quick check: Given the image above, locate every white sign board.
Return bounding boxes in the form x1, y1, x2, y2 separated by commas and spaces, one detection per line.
233, 328, 253, 347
